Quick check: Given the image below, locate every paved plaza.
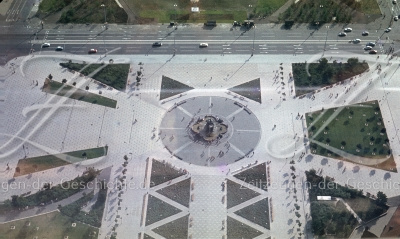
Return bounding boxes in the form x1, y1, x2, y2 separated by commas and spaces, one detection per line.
0, 50, 400, 239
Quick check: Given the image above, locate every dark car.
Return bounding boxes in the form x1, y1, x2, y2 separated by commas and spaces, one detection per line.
367, 42, 376, 47
88, 49, 97, 54
152, 42, 162, 47
369, 50, 377, 54
362, 31, 369, 36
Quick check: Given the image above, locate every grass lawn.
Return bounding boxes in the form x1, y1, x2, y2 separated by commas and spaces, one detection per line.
14, 146, 108, 177
60, 185, 108, 227
0, 211, 98, 239
306, 101, 395, 171
38, 0, 127, 24
292, 59, 369, 96
306, 169, 388, 234
280, 0, 352, 23
359, 0, 381, 15
59, 62, 130, 91
345, 197, 388, 222
310, 200, 358, 238
43, 79, 117, 108
125, 0, 283, 23
255, 0, 288, 16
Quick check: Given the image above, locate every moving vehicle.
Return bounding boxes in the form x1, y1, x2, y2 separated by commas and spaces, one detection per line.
369, 50, 378, 54
338, 32, 347, 37
352, 39, 361, 43
152, 42, 162, 47
199, 43, 208, 47
344, 28, 352, 32
364, 46, 372, 50
42, 43, 50, 48
362, 31, 369, 36
366, 42, 376, 47
385, 27, 392, 32
56, 46, 63, 51
393, 0, 397, 4
395, 16, 399, 21
88, 49, 97, 54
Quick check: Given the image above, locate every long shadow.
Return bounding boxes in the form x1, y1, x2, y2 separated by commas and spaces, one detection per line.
226, 55, 253, 81
142, 55, 175, 81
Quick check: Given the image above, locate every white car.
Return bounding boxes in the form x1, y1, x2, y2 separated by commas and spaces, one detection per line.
353, 39, 361, 43
385, 27, 392, 32
199, 43, 208, 47
56, 46, 64, 51
338, 32, 347, 37
395, 16, 398, 21
364, 46, 372, 50
42, 43, 50, 48
344, 28, 352, 32
393, 0, 397, 4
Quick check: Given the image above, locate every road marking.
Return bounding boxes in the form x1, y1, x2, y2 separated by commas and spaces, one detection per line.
177, 106, 193, 118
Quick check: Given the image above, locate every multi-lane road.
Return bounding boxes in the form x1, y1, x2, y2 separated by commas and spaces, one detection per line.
1, 23, 396, 59
0, 0, 398, 63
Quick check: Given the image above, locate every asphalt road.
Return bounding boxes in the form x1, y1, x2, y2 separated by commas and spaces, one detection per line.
0, 0, 399, 63
23, 24, 395, 57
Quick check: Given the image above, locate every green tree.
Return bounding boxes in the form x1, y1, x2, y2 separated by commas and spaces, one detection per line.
376, 191, 387, 206
347, 58, 359, 67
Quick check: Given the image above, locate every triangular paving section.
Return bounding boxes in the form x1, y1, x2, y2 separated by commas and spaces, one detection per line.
228, 78, 261, 103
156, 178, 191, 207
152, 215, 189, 239
160, 75, 194, 100
143, 233, 155, 239
227, 216, 263, 239
145, 195, 182, 226
234, 197, 270, 230
150, 159, 186, 187
234, 163, 268, 191
227, 179, 260, 209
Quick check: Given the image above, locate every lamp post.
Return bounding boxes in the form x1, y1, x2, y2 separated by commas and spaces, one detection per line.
252, 26, 255, 56
174, 4, 177, 23
248, 5, 253, 20
101, 4, 107, 27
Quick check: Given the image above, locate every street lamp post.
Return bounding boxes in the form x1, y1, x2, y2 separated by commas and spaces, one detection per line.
174, 4, 177, 23
248, 5, 253, 20
101, 4, 107, 27
252, 26, 255, 56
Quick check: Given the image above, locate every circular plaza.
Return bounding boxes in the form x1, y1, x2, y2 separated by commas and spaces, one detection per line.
159, 96, 261, 166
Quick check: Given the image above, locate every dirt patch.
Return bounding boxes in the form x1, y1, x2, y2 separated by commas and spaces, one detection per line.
380, 206, 400, 237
